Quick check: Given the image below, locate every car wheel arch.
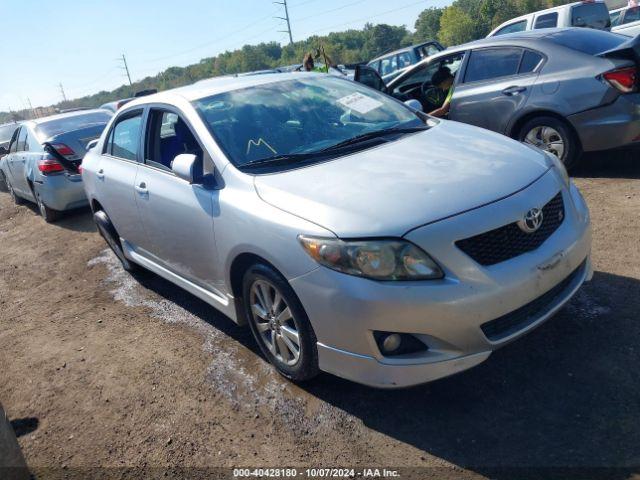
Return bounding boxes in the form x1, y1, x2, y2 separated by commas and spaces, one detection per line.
229, 252, 287, 327
509, 110, 582, 151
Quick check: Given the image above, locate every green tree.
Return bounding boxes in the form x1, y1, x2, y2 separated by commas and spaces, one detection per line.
414, 7, 443, 42
438, 6, 477, 46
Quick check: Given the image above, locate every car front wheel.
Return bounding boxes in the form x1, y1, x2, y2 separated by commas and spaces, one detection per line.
0, 171, 7, 192
94, 210, 139, 273
6, 180, 24, 205
518, 116, 579, 170
242, 264, 319, 382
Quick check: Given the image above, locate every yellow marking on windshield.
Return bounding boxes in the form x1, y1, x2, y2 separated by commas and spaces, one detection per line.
247, 138, 277, 155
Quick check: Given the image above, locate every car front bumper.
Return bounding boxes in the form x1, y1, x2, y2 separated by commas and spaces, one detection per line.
290, 171, 592, 388
569, 93, 640, 152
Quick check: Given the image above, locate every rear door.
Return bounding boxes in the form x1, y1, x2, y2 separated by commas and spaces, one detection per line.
95, 109, 148, 249
450, 47, 542, 134
12, 127, 31, 195
3, 128, 20, 185
134, 106, 222, 291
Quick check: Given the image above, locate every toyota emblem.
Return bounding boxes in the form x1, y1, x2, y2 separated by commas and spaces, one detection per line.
519, 208, 544, 233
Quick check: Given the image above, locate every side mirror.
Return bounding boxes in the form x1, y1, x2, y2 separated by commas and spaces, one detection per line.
172, 153, 198, 184
86, 139, 99, 150
404, 99, 424, 113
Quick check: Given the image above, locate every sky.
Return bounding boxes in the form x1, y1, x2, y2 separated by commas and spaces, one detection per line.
0, 0, 451, 111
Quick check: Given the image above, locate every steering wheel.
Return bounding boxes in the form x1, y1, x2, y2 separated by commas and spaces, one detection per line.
421, 84, 446, 111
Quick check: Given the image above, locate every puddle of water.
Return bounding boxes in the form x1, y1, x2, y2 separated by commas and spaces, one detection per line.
89, 250, 360, 436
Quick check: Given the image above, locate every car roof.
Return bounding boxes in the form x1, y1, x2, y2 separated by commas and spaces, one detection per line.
122, 72, 329, 107
24, 108, 112, 127
500, 0, 601, 23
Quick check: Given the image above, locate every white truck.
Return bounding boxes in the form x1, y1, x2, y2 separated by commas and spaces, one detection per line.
487, 1, 611, 37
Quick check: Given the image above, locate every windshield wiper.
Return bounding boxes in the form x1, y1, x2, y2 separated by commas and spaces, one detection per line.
239, 152, 322, 170
319, 125, 429, 153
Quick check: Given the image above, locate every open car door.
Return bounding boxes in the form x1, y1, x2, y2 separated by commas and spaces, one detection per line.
354, 65, 388, 94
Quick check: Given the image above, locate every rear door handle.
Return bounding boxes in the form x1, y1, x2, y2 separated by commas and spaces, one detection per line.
135, 182, 148, 194
502, 86, 527, 96
96, 169, 105, 179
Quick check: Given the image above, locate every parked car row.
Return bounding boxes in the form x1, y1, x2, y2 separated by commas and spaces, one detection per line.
1, 27, 599, 388
355, 28, 640, 169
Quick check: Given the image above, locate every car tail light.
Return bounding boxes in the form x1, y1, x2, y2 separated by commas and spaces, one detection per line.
49, 142, 76, 157
603, 67, 637, 93
38, 157, 65, 174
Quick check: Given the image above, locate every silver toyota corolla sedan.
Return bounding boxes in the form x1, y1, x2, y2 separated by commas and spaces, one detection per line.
0, 110, 112, 222
82, 73, 592, 388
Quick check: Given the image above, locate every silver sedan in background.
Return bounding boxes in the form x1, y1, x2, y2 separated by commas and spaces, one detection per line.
82, 73, 591, 388
0, 110, 112, 222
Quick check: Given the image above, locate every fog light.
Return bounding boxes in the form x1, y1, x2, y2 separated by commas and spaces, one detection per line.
382, 334, 402, 354
374, 331, 428, 357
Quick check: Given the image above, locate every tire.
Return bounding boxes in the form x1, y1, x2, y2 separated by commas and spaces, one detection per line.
242, 263, 319, 382
93, 210, 139, 273
6, 180, 24, 205
518, 116, 580, 170
35, 191, 60, 223
0, 171, 7, 193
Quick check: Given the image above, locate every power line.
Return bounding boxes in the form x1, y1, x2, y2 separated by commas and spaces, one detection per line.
294, 0, 367, 24
274, 0, 294, 44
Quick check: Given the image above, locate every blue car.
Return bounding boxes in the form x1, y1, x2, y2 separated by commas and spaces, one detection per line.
0, 109, 111, 222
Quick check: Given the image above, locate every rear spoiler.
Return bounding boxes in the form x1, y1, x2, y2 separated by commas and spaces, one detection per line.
598, 35, 640, 62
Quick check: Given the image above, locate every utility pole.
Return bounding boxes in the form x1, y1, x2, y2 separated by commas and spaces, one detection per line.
119, 54, 133, 86
58, 83, 67, 103
274, 0, 294, 44
26, 97, 36, 118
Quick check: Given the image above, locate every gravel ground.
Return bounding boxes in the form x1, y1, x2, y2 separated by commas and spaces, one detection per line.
0, 151, 638, 480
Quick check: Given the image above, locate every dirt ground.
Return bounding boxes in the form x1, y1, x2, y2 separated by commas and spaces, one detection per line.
0, 151, 639, 480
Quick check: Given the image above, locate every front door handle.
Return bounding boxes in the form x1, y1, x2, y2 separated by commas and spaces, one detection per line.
502, 86, 527, 96
135, 182, 148, 194
96, 169, 105, 179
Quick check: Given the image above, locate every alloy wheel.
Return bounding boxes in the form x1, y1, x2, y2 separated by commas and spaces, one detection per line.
249, 279, 301, 366
524, 126, 565, 160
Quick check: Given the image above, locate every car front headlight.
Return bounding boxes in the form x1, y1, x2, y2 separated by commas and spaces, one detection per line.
544, 151, 570, 187
298, 236, 444, 281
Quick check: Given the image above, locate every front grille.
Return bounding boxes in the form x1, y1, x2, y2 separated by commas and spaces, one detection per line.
481, 260, 586, 342
456, 192, 565, 266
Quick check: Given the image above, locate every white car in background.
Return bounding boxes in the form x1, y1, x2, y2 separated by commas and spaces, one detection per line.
488, 0, 611, 37
611, 5, 640, 37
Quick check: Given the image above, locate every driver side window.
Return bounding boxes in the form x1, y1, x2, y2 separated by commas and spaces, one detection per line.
145, 109, 204, 174
393, 53, 465, 95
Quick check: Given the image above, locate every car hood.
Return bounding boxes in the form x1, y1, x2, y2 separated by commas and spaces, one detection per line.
254, 121, 550, 238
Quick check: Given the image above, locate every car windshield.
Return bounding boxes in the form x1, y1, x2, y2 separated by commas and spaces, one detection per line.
193, 76, 423, 168
546, 29, 628, 55
35, 111, 112, 139
0, 124, 18, 144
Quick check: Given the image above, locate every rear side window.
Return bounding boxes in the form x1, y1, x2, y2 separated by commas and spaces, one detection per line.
571, 2, 611, 29
380, 56, 398, 76
520, 50, 544, 73
534, 12, 558, 29
368, 60, 380, 73
464, 48, 522, 83
105, 113, 142, 161
398, 52, 413, 68
623, 7, 640, 25
8, 129, 19, 153
35, 111, 111, 139
494, 20, 528, 36
17, 127, 28, 152
547, 29, 628, 55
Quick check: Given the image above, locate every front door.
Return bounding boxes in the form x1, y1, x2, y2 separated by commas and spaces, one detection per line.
96, 109, 148, 249
135, 107, 222, 292
11, 127, 31, 195
450, 47, 541, 134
